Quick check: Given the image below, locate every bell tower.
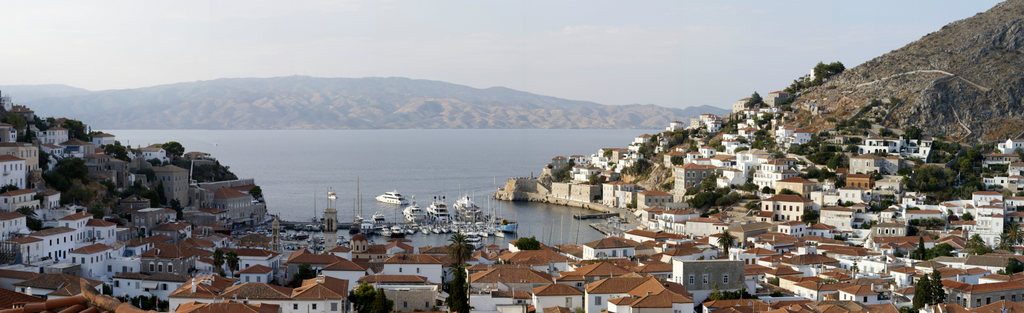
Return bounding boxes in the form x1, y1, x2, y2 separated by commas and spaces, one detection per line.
323, 191, 338, 252
270, 217, 281, 253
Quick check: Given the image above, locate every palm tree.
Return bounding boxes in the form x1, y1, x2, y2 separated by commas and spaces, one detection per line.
226, 251, 240, 276
1007, 222, 1024, 246
212, 248, 225, 275
718, 230, 735, 258
447, 233, 473, 313
448, 233, 473, 265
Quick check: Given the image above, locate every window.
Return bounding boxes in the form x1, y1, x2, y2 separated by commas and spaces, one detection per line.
149, 264, 154, 272
702, 274, 709, 285
403, 301, 408, 308
168, 264, 172, 272
689, 275, 694, 285
312, 304, 317, 310
417, 268, 421, 274
293, 304, 299, 310
331, 303, 339, 311
595, 296, 601, 303
723, 274, 729, 284
863, 296, 867, 302
399, 267, 403, 273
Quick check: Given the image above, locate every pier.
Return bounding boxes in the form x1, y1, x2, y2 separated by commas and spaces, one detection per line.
573, 212, 618, 220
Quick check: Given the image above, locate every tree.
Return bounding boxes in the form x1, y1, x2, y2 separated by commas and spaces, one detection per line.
289, 264, 316, 287
350, 282, 393, 313
1002, 258, 1024, 275
161, 141, 185, 158
904, 126, 923, 140
965, 234, 992, 255
913, 275, 931, 309
708, 283, 722, 301
226, 251, 240, 276
745, 92, 762, 108
911, 237, 928, 260
16, 207, 42, 230
1007, 223, 1024, 248
962, 212, 974, 221
446, 265, 470, 313
448, 233, 474, 265
212, 249, 225, 276
512, 236, 541, 250
929, 270, 945, 305
61, 119, 90, 141
0, 185, 17, 193
447, 233, 472, 313
718, 230, 734, 257
101, 143, 131, 161
249, 186, 263, 200
801, 210, 819, 224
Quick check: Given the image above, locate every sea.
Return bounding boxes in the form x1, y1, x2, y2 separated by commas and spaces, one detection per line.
111, 129, 652, 248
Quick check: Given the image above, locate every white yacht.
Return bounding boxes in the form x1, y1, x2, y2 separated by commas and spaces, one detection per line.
376, 191, 409, 205
403, 202, 426, 223
426, 197, 452, 223
372, 213, 386, 225
453, 196, 482, 222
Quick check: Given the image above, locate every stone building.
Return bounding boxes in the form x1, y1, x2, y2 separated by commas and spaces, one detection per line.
153, 165, 188, 206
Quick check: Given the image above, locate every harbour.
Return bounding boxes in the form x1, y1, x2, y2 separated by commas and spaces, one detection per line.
113, 129, 648, 247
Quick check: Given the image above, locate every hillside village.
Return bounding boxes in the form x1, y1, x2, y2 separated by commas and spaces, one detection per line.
493, 77, 1024, 313
4, 77, 1024, 313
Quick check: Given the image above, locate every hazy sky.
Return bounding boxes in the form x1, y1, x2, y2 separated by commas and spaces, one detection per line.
0, 0, 1003, 109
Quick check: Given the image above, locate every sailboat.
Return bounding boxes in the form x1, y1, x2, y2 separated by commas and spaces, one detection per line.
350, 177, 363, 234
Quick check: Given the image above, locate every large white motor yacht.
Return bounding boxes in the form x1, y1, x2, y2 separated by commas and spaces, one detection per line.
375, 191, 409, 205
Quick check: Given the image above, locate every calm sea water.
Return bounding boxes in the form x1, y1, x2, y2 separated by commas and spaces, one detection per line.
111, 129, 650, 247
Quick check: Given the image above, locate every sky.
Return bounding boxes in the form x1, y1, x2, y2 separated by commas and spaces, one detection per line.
0, 0, 1004, 109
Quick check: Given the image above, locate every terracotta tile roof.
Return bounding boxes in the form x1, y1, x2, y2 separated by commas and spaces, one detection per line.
69, 243, 110, 255
237, 265, 273, 274
85, 218, 115, 227
13, 274, 101, 296
763, 194, 811, 203
532, 283, 583, 296
60, 212, 93, 221
357, 274, 429, 284
0, 287, 42, 309
177, 301, 279, 313
323, 258, 366, 271
497, 249, 570, 265
220, 282, 293, 300
383, 254, 442, 264
6, 237, 41, 244
839, 284, 878, 296
169, 275, 238, 298
113, 272, 190, 282
585, 274, 650, 294
291, 281, 345, 300
942, 280, 1024, 293
469, 267, 553, 285
583, 237, 639, 249
27, 227, 75, 237
0, 212, 25, 221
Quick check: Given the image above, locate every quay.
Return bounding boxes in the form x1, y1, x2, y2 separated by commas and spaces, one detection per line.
573, 212, 618, 220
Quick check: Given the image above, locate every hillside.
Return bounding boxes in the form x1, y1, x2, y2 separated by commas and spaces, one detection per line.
10, 76, 726, 130
791, 0, 1024, 142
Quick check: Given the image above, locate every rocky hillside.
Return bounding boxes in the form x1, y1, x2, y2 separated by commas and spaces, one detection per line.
792, 0, 1024, 142
10, 76, 726, 130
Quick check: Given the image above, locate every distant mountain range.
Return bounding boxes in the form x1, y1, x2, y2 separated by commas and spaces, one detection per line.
1, 76, 726, 130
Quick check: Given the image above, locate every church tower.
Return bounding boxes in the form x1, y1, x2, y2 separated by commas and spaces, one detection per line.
270, 217, 281, 253
323, 191, 338, 252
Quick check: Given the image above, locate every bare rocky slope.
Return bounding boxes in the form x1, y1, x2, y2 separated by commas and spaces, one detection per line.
11, 76, 726, 130
793, 0, 1024, 142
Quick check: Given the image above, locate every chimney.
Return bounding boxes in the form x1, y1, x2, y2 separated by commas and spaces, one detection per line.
190, 279, 197, 293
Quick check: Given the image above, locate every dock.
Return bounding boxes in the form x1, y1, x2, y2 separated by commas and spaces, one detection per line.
573, 212, 618, 220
